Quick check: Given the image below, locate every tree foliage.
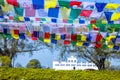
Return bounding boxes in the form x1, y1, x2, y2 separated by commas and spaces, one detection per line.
26, 59, 41, 68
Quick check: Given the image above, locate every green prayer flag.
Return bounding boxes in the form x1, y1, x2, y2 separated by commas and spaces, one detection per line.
58, 0, 70, 8
68, 19, 73, 23
51, 34, 55, 39
69, 9, 81, 20
14, 16, 19, 21
39, 38, 44, 42
102, 44, 107, 49
0, 0, 4, 5
41, 18, 46, 21
77, 34, 81, 41
71, 41, 76, 46
14, 6, 24, 16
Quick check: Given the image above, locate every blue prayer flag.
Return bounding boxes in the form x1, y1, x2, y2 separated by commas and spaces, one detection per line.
95, 3, 107, 12
48, 8, 59, 18
32, 0, 44, 9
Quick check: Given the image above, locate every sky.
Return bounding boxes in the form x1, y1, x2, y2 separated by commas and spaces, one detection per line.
14, 0, 120, 68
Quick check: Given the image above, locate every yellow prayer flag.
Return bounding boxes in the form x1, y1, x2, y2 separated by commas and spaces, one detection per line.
105, 3, 120, 10
108, 44, 114, 48
19, 16, 24, 21
76, 41, 83, 46
44, 39, 50, 43
111, 12, 120, 21
2, 4, 13, 12
26, 31, 32, 37
55, 34, 60, 40
81, 35, 86, 41
44, 0, 57, 9
11, 30, 19, 39
106, 36, 116, 42
92, 24, 97, 29
102, 20, 108, 24
46, 18, 51, 22
60, 7, 70, 20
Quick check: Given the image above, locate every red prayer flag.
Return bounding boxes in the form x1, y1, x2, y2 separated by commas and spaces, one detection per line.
80, 10, 93, 17
95, 44, 102, 48
44, 32, 50, 39
9, 16, 14, 20
14, 30, 19, 35
36, 18, 40, 21
70, 1, 82, 7
64, 40, 70, 45
6, 0, 18, 7
90, 20, 96, 24
96, 34, 102, 42
32, 33, 38, 40
71, 34, 77, 41
65, 34, 71, 40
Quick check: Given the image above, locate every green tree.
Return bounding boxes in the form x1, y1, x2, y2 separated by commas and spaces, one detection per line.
26, 59, 41, 68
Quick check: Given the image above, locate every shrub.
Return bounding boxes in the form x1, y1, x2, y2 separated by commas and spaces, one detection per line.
0, 56, 11, 67
0, 68, 120, 80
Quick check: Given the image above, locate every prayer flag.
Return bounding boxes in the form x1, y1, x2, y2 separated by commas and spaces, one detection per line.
55, 34, 61, 40
71, 34, 77, 42
32, 0, 44, 9
44, 0, 57, 9
69, 9, 81, 20
58, 0, 70, 8
44, 32, 50, 39
70, 1, 82, 7
105, 3, 120, 10
48, 8, 59, 18
95, 3, 106, 12
76, 41, 83, 46
80, 10, 93, 17
64, 40, 70, 45
6, 0, 18, 7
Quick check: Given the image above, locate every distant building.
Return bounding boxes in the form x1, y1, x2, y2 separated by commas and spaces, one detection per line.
53, 56, 98, 70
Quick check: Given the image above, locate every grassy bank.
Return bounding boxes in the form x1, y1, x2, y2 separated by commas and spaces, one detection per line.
0, 67, 120, 80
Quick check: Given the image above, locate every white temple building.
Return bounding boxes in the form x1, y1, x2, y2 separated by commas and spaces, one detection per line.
53, 56, 98, 70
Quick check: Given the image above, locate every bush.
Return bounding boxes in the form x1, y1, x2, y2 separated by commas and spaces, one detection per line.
26, 59, 41, 68
0, 68, 120, 80
0, 56, 11, 67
